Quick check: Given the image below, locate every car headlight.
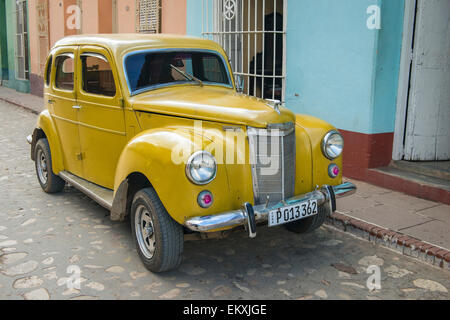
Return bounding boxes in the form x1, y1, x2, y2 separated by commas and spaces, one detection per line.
186, 151, 217, 185
322, 130, 344, 160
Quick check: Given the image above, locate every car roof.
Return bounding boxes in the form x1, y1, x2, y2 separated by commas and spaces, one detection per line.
53, 34, 224, 57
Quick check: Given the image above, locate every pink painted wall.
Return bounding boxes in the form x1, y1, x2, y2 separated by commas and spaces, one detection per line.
82, 0, 99, 34
161, 0, 186, 34
48, 0, 65, 47
117, 0, 136, 33
28, 0, 39, 76
63, 0, 78, 36
98, 0, 113, 33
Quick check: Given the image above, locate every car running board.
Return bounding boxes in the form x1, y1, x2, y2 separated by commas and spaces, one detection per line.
58, 171, 114, 211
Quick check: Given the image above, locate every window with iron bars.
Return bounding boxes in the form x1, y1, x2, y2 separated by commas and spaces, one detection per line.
15, 0, 30, 80
202, 0, 286, 102
137, 0, 161, 33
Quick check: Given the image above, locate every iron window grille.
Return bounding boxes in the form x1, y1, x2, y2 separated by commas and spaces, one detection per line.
202, 0, 287, 102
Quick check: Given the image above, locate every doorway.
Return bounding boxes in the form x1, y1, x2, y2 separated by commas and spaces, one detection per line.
0, 0, 9, 82
394, 0, 450, 162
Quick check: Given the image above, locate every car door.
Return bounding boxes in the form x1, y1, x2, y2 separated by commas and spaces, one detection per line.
76, 46, 126, 189
49, 47, 83, 178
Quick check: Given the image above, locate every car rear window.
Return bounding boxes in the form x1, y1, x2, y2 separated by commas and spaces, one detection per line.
55, 54, 74, 91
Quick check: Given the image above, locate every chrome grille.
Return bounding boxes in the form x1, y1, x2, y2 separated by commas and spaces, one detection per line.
248, 123, 296, 205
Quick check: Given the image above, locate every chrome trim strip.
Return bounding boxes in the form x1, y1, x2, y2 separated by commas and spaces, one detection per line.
333, 181, 357, 198
58, 171, 113, 210
184, 182, 357, 233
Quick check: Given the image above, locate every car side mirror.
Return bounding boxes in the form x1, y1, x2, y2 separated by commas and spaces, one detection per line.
235, 75, 245, 93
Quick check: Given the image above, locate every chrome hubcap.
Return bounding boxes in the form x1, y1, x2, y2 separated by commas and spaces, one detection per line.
135, 204, 156, 259
36, 148, 48, 185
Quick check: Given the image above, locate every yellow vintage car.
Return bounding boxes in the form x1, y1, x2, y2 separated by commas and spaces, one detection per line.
27, 34, 356, 273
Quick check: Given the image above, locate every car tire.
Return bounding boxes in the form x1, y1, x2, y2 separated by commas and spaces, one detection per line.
130, 188, 184, 273
34, 138, 65, 194
284, 206, 327, 234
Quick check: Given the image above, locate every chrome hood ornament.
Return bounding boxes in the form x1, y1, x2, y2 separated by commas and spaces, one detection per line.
265, 99, 282, 115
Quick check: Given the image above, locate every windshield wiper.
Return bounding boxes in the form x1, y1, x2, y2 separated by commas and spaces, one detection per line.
169, 64, 203, 87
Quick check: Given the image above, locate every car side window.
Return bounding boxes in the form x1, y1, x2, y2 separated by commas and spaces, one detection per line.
45, 55, 52, 86
55, 54, 74, 91
81, 53, 116, 97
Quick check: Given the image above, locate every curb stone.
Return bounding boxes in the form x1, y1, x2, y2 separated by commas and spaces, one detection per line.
0, 96, 40, 115
325, 211, 450, 271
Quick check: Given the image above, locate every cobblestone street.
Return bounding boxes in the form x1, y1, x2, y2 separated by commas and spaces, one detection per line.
0, 100, 449, 300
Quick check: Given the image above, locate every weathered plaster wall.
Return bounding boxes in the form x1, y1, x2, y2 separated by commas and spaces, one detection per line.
1, 0, 30, 92
117, 0, 136, 33
161, 0, 187, 35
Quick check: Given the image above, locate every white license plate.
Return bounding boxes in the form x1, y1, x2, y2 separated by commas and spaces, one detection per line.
268, 200, 318, 227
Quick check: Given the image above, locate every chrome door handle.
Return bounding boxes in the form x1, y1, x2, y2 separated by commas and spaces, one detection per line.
72, 105, 82, 110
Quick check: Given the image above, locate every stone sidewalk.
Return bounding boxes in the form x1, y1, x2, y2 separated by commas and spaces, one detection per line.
334, 180, 450, 269
0, 86, 44, 115
1, 84, 449, 259
337, 181, 449, 250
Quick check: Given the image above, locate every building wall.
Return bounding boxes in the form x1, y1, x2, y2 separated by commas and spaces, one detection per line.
161, 0, 186, 34
285, 0, 379, 134
117, 0, 136, 33
0, 0, 31, 93
0, 0, 8, 81
284, 0, 404, 178
28, 0, 40, 95
98, 0, 113, 33
82, 0, 99, 34
48, 0, 65, 47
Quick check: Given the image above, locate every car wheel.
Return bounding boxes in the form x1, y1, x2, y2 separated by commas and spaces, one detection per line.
131, 188, 184, 273
34, 138, 65, 194
284, 206, 327, 234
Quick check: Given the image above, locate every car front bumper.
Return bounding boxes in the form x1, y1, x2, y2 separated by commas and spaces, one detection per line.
184, 182, 356, 238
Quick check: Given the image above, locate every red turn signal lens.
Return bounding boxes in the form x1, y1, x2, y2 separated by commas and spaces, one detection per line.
328, 164, 340, 178
198, 191, 214, 208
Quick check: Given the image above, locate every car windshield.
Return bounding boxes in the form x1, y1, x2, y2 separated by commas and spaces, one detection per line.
124, 50, 231, 94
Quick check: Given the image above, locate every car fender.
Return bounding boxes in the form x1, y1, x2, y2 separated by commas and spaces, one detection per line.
32, 110, 65, 174
295, 114, 343, 187
112, 127, 236, 225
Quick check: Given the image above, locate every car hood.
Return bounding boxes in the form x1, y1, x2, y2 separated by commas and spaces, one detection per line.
130, 86, 295, 128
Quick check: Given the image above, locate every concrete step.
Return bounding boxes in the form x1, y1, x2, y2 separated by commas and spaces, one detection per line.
367, 164, 450, 205
392, 160, 450, 181
373, 166, 450, 193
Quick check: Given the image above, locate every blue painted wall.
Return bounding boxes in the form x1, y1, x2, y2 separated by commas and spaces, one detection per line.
285, 0, 379, 134
186, 0, 405, 135
371, 0, 405, 134
186, 0, 203, 37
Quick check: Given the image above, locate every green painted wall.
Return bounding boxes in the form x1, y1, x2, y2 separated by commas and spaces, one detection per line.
0, 0, 8, 81
0, 0, 30, 93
